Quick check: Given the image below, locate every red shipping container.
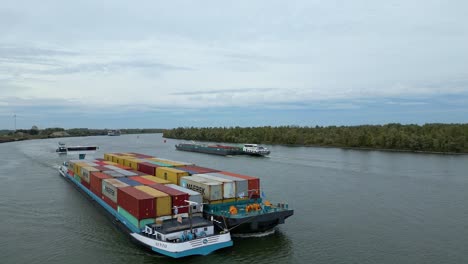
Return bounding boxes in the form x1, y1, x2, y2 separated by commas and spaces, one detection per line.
91, 187, 100, 197
117, 186, 156, 219
90, 172, 112, 196
219, 171, 261, 198
93, 162, 109, 167
67, 170, 74, 176
148, 184, 189, 214
95, 158, 106, 161
81, 180, 90, 190
137, 162, 160, 176
130, 176, 159, 186
102, 194, 117, 210
178, 165, 220, 175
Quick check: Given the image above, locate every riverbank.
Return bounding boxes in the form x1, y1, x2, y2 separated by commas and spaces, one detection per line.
3, 133, 466, 155
0, 135, 47, 144
302, 144, 468, 155
163, 124, 468, 154
0, 128, 166, 144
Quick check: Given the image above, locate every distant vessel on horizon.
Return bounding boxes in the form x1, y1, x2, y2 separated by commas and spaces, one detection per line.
175, 142, 270, 156
55, 142, 99, 157
108, 130, 121, 136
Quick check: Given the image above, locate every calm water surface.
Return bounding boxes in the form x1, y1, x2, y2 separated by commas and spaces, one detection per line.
1, 134, 467, 264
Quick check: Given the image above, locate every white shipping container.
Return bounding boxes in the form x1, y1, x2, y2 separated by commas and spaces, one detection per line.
67, 160, 77, 171
67, 160, 86, 171
103, 170, 125, 178
116, 169, 137, 176
192, 174, 236, 199
206, 173, 248, 198
166, 184, 203, 212
102, 179, 128, 202
104, 165, 121, 171
180, 176, 223, 201
81, 166, 99, 183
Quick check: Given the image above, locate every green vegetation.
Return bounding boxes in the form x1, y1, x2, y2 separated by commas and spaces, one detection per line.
0, 127, 166, 143
163, 124, 468, 153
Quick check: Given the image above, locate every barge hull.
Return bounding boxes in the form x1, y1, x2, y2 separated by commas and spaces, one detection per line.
204, 209, 294, 234
59, 168, 232, 257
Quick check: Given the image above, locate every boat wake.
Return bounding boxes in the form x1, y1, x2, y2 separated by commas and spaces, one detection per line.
232, 229, 276, 238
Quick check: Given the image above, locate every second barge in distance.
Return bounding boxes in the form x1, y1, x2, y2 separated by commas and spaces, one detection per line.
175, 143, 271, 156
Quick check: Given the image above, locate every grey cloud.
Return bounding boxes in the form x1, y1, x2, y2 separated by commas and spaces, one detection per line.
0, 78, 30, 93
0, 45, 77, 66
0, 44, 191, 76
39, 60, 191, 75
0, 45, 76, 57
0, 44, 78, 77
171, 88, 277, 96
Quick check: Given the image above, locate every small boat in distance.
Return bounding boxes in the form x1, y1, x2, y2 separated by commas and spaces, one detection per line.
56, 142, 99, 156
108, 130, 121, 136
175, 142, 270, 156
242, 144, 271, 156
56, 142, 67, 154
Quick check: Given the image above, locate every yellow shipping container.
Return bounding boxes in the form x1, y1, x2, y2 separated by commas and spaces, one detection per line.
155, 167, 189, 185
135, 186, 172, 216
104, 153, 116, 162
122, 158, 141, 170
74, 162, 89, 176
111, 154, 124, 164
141, 175, 171, 185
113, 155, 134, 166
149, 158, 187, 167
104, 161, 119, 166
120, 153, 136, 156
114, 155, 127, 166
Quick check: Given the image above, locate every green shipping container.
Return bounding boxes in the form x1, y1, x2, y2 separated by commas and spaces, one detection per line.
146, 159, 174, 167
117, 206, 155, 229
74, 174, 82, 183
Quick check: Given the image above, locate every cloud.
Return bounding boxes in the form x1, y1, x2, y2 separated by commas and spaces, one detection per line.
39, 60, 191, 75
0, 1, 467, 127
385, 101, 428, 106
170, 88, 276, 96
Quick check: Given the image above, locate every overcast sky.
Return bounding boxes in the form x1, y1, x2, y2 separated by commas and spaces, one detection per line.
1, 0, 467, 129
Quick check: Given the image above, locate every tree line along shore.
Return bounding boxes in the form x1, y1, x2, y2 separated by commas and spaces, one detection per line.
163, 124, 468, 154
2, 124, 466, 154
0, 127, 165, 143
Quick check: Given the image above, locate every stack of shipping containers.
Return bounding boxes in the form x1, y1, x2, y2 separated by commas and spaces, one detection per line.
65, 152, 261, 231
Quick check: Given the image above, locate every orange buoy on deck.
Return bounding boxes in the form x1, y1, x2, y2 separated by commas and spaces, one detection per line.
229, 205, 238, 215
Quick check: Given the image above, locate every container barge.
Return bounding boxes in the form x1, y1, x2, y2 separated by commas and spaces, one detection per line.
175, 143, 271, 156
58, 159, 232, 258
101, 152, 293, 234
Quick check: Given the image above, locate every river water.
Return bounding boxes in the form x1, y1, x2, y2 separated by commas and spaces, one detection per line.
1, 134, 467, 264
